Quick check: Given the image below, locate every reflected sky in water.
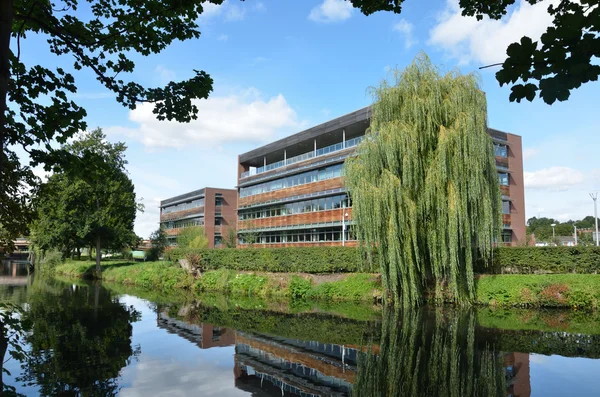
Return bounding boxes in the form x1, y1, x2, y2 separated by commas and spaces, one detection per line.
1, 279, 600, 396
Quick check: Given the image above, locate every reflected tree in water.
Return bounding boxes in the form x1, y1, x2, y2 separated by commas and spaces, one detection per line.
18, 281, 140, 396
354, 309, 506, 397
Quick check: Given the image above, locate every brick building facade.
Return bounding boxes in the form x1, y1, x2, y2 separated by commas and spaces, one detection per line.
237, 106, 525, 247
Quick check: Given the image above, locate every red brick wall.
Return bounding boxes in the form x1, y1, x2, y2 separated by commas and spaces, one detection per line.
507, 133, 526, 245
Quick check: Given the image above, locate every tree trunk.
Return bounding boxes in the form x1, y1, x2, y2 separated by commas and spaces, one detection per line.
88, 245, 93, 260
77, 247, 81, 260
95, 236, 101, 276
0, 0, 13, 185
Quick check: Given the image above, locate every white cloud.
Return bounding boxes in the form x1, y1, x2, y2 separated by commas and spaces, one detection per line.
393, 19, 416, 49
524, 167, 585, 191
254, 2, 266, 11
523, 148, 539, 160
155, 65, 176, 85
105, 89, 299, 149
225, 5, 245, 21
428, 0, 558, 65
309, 0, 353, 23
217, 34, 228, 41
199, 2, 223, 19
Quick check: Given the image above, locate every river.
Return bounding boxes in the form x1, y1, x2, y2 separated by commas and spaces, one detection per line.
1, 263, 599, 396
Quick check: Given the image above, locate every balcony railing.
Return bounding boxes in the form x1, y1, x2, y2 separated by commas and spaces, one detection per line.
241, 136, 364, 179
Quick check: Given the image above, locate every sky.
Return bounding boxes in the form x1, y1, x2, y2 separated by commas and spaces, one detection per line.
17, 0, 600, 238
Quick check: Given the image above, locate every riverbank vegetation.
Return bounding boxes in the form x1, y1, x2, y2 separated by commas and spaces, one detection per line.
55, 259, 381, 302
345, 55, 500, 306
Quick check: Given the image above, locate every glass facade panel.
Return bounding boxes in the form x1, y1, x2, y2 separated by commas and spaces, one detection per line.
164, 217, 204, 229
240, 164, 344, 198
498, 172, 509, 186
162, 198, 204, 214
502, 200, 510, 214
238, 194, 349, 220
240, 227, 354, 244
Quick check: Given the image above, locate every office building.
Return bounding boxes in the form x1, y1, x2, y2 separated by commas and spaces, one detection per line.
159, 187, 237, 248
237, 106, 525, 247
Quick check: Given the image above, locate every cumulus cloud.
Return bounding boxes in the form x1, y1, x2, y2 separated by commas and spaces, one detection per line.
105, 89, 299, 149
524, 167, 585, 191
309, 0, 353, 23
393, 19, 416, 49
428, 0, 558, 65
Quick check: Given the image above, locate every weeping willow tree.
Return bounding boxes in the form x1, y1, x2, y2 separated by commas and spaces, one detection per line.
353, 308, 507, 397
345, 53, 500, 306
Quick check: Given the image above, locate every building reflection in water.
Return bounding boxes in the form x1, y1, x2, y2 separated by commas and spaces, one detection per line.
156, 309, 235, 349
505, 353, 531, 397
156, 307, 533, 397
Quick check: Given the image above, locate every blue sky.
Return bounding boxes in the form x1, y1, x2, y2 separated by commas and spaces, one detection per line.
20, 0, 600, 237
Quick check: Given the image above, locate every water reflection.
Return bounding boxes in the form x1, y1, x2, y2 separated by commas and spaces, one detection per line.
17, 280, 141, 396
2, 280, 600, 396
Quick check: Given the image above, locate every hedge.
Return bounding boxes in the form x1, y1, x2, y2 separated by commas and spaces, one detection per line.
480, 246, 600, 274
166, 246, 378, 273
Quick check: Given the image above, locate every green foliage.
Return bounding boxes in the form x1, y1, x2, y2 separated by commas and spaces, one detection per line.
38, 250, 63, 272
1, 0, 218, 243
221, 226, 238, 248
289, 276, 312, 299
475, 274, 600, 309
483, 246, 600, 274
166, 246, 375, 273
147, 227, 168, 261
162, 302, 380, 347
55, 259, 195, 291
18, 280, 140, 395
30, 129, 139, 272
308, 274, 380, 302
176, 226, 209, 249
346, 54, 500, 306
354, 309, 506, 397
494, 1, 599, 104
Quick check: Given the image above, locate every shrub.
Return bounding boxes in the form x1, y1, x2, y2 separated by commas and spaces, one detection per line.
166, 246, 377, 274
39, 250, 63, 271
289, 276, 312, 299
477, 246, 600, 274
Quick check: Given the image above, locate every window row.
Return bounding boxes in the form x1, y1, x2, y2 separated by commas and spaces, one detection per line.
498, 172, 509, 186
239, 227, 355, 244
163, 218, 204, 229
162, 198, 204, 214
240, 164, 344, 198
239, 194, 350, 220
494, 143, 508, 158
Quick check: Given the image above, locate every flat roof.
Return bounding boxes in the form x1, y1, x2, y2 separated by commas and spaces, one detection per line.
239, 105, 520, 165
239, 106, 371, 164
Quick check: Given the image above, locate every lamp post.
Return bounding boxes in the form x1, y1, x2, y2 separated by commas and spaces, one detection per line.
591, 192, 599, 246
574, 225, 578, 246
551, 223, 556, 244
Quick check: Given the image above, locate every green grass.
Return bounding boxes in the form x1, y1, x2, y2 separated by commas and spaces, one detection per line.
308, 274, 382, 302
475, 274, 600, 309
56, 259, 195, 291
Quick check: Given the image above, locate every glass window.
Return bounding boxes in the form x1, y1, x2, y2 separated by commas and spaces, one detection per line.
502, 201, 510, 214
494, 143, 508, 157
498, 173, 509, 186
501, 231, 512, 243
215, 218, 222, 225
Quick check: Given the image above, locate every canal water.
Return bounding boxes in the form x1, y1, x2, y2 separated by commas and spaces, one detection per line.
1, 264, 600, 396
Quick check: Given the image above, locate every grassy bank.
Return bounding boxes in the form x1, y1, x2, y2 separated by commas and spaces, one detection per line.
55, 260, 382, 302
55, 260, 600, 309
475, 274, 600, 309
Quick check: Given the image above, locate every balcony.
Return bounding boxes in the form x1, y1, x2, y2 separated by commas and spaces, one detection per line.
240, 136, 364, 179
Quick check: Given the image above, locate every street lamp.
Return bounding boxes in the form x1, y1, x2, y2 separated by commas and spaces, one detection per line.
551, 223, 556, 240
591, 192, 599, 247
342, 199, 349, 246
